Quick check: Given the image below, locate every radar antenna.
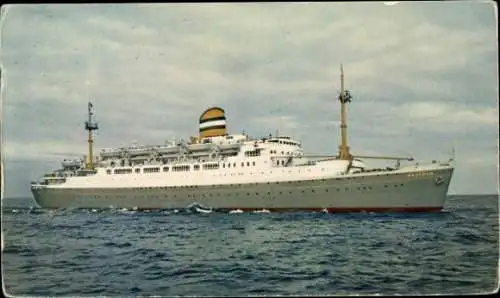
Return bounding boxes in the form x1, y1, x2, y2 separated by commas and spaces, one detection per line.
85, 101, 99, 169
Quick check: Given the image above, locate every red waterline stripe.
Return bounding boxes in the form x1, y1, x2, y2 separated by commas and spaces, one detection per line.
228, 207, 443, 213
130, 207, 442, 213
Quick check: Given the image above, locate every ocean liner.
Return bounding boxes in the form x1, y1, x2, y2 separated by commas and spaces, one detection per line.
31, 66, 454, 211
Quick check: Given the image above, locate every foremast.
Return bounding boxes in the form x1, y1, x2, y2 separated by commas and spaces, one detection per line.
85, 101, 99, 169
335, 65, 413, 165
338, 64, 353, 160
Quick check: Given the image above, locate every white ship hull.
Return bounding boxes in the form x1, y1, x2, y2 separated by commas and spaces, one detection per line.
32, 165, 453, 212
31, 68, 456, 213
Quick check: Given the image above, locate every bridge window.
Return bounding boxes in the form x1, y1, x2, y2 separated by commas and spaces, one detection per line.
114, 168, 132, 174
106, 169, 111, 174
144, 167, 160, 173
162, 167, 169, 172
245, 150, 260, 157
173, 165, 190, 172
203, 163, 219, 170
194, 165, 200, 171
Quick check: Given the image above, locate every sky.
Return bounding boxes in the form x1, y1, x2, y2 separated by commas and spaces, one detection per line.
0, 2, 498, 198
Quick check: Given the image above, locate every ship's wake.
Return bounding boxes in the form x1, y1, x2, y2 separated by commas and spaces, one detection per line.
229, 209, 244, 214
2, 205, 450, 218
253, 209, 271, 214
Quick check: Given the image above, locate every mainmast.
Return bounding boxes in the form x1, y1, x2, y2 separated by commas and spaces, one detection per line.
338, 64, 352, 160
85, 101, 99, 169
334, 66, 413, 165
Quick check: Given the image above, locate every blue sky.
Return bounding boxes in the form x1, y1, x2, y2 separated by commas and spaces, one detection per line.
1, 2, 498, 197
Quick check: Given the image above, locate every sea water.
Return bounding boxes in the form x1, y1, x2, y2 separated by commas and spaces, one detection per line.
2, 195, 498, 296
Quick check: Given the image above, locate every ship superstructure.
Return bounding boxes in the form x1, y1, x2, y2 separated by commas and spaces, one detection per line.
31, 66, 454, 211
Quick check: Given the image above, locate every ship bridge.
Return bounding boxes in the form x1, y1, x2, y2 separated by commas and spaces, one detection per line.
266, 136, 302, 147
254, 136, 304, 159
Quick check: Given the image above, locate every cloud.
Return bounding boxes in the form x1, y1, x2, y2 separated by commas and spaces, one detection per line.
400, 102, 498, 130
1, 2, 498, 197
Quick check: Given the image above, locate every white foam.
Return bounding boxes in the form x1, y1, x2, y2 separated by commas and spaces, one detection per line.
253, 209, 270, 214
229, 209, 244, 214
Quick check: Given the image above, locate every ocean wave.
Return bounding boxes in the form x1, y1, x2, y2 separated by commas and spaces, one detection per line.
2, 195, 498, 296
